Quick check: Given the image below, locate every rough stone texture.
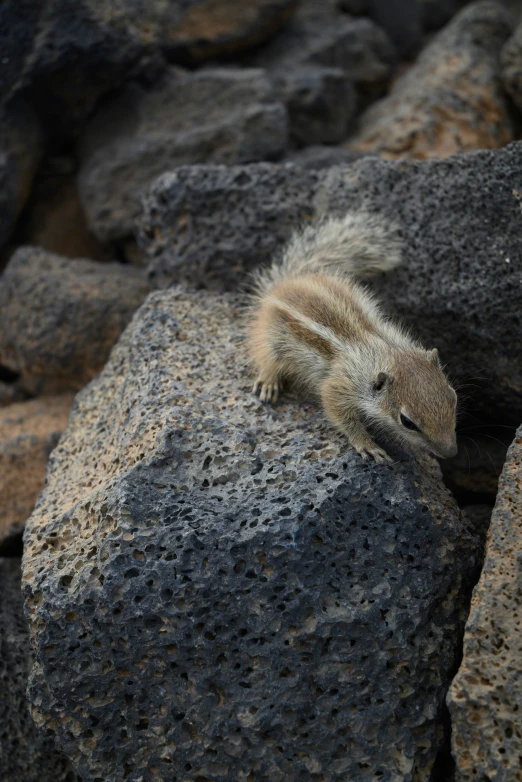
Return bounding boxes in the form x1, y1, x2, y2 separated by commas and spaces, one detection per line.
140, 143, 522, 424
245, 0, 397, 104
0, 558, 79, 781
0, 247, 151, 393
338, 0, 423, 58
22, 287, 482, 782
0, 395, 74, 546
448, 425, 522, 781
275, 65, 357, 146
0, 101, 42, 252
0, 0, 295, 138
348, 1, 514, 160
501, 18, 522, 111
78, 67, 288, 244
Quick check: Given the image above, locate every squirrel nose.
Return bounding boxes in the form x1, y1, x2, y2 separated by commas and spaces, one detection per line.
442, 442, 458, 459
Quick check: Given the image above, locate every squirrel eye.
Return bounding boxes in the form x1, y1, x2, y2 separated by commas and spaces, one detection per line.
400, 413, 420, 432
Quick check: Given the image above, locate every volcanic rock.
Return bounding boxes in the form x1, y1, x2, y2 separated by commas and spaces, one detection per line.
78, 67, 288, 244
0, 247, 151, 393
22, 287, 482, 781
348, 1, 514, 159
448, 424, 522, 781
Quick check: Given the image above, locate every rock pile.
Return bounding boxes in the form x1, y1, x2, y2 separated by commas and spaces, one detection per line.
0, 0, 520, 778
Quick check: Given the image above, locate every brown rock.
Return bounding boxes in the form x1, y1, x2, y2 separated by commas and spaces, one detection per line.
0, 395, 74, 545
0, 247, 151, 393
448, 424, 522, 780
162, 0, 299, 64
348, 1, 514, 159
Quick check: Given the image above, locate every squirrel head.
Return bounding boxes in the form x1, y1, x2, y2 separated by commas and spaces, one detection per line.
369, 348, 458, 459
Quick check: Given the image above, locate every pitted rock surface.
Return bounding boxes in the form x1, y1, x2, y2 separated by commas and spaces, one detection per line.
348, 1, 514, 160
0, 246, 151, 392
78, 67, 288, 243
23, 288, 482, 781
140, 143, 522, 423
0, 394, 74, 546
448, 425, 522, 781
0, 558, 79, 781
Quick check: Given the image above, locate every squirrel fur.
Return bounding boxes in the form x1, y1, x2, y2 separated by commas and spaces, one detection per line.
247, 212, 458, 463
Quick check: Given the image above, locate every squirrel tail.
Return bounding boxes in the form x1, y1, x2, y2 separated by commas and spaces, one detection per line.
254, 211, 403, 292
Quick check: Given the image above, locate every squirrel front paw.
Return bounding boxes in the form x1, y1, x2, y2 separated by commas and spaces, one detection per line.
253, 377, 281, 404
354, 440, 393, 465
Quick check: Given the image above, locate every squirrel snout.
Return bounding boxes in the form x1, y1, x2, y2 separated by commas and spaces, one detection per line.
436, 440, 458, 459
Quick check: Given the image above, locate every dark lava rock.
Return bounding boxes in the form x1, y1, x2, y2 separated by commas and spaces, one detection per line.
140, 143, 522, 424
0, 0, 296, 138
348, 0, 514, 159
22, 287, 482, 781
78, 67, 288, 244
0, 101, 42, 253
275, 65, 357, 146
338, 0, 423, 58
448, 424, 522, 781
0, 247, 151, 393
420, 0, 465, 31
0, 395, 74, 547
0, 558, 79, 781
245, 0, 397, 105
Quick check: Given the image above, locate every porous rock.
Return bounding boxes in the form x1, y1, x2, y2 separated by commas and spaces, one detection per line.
78, 67, 288, 244
348, 1, 514, 159
22, 287, 482, 781
0, 558, 79, 781
0, 395, 74, 546
0, 247, 151, 392
448, 425, 522, 781
140, 142, 522, 423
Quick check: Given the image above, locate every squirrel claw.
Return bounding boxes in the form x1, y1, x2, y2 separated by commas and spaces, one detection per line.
253, 378, 280, 404
358, 444, 393, 465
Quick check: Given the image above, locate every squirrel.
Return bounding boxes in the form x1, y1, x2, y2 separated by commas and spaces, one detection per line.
247, 211, 458, 464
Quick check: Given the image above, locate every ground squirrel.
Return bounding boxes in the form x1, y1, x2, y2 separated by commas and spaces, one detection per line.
247, 212, 457, 463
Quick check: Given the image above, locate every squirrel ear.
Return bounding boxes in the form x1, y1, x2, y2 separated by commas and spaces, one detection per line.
373, 372, 389, 392
427, 348, 441, 366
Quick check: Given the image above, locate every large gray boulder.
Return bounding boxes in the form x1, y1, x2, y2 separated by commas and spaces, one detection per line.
140, 142, 522, 423
0, 558, 79, 781
448, 424, 522, 780
0, 247, 151, 393
23, 287, 482, 781
78, 67, 288, 244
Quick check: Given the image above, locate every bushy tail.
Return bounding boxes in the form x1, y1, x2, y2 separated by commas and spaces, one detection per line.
254, 211, 403, 292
